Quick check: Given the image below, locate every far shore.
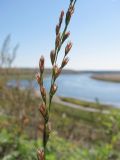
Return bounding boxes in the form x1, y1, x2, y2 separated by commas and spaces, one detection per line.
1, 67, 120, 83
91, 73, 120, 83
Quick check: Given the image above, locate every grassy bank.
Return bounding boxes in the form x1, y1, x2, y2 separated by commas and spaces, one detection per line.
60, 97, 113, 110
1, 78, 120, 159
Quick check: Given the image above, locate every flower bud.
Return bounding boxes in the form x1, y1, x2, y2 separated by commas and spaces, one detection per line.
39, 103, 46, 117
70, 5, 74, 15
65, 5, 74, 26
65, 42, 72, 56
55, 33, 61, 49
56, 24, 60, 35
39, 103, 48, 122
62, 32, 70, 43
51, 84, 57, 95
61, 10, 64, 19
37, 149, 45, 160
59, 10, 64, 27
50, 50, 55, 65
36, 73, 42, 85
40, 86, 46, 103
53, 65, 61, 79
39, 56, 45, 74
61, 57, 69, 68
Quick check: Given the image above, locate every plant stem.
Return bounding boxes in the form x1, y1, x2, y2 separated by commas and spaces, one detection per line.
43, 122, 46, 160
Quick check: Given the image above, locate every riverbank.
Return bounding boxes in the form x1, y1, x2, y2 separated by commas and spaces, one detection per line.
60, 97, 113, 110
92, 73, 120, 83
1, 82, 120, 159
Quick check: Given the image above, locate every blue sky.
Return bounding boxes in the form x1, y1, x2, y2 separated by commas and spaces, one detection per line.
0, 0, 120, 70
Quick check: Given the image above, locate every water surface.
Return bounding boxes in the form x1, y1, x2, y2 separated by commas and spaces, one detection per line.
8, 74, 120, 107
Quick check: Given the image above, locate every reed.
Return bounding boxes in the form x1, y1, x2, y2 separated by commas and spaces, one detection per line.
36, 1, 77, 159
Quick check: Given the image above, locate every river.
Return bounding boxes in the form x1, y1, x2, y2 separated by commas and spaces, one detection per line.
8, 73, 120, 107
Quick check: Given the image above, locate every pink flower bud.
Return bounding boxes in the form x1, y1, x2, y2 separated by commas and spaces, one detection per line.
40, 86, 46, 103
62, 32, 70, 43
39, 56, 45, 74
37, 149, 45, 160
39, 103, 46, 117
61, 57, 69, 68
65, 42, 72, 56
50, 50, 56, 65
36, 73, 42, 85
51, 84, 57, 95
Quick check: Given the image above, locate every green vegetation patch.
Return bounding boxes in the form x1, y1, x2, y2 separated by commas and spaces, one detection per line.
60, 97, 112, 110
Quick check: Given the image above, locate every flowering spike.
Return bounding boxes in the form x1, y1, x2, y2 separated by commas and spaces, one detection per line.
36, 1, 77, 159
61, 57, 69, 68
51, 84, 57, 95
36, 73, 40, 84
65, 5, 74, 26
53, 65, 61, 79
50, 50, 55, 65
36, 73, 43, 85
62, 32, 70, 43
59, 10, 64, 27
39, 56, 45, 74
65, 42, 72, 56
39, 103, 46, 117
55, 33, 61, 49
40, 86, 46, 103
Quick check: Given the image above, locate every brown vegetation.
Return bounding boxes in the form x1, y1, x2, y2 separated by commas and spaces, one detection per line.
92, 73, 120, 83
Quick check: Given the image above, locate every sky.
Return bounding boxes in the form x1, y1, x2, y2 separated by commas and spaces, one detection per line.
0, 0, 120, 70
